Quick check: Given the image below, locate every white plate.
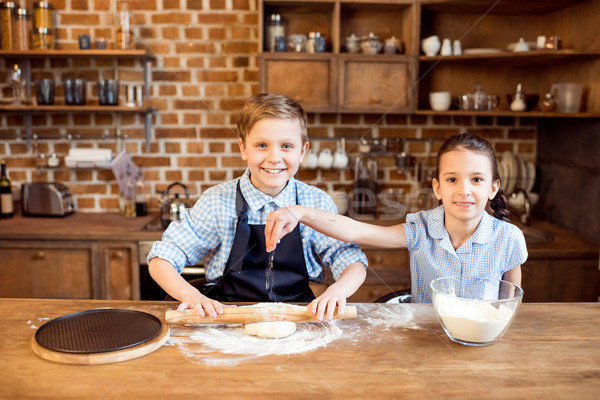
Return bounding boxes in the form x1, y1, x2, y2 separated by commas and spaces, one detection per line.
526, 161, 536, 193
502, 152, 516, 195
517, 156, 527, 191
463, 48, 503, 55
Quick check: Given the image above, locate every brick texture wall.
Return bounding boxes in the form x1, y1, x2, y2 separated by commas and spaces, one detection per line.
0, 0, 536, 214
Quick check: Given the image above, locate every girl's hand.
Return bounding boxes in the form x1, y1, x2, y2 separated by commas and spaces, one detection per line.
308, 286, 348, 322
265, 206, 302, 252
176, 289, 225, 319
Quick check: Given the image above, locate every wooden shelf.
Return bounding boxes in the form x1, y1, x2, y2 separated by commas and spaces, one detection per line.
0, 49, 155, 60
420, 0, 588, 15
419, 50, 600, 65
415, 110, 600, 118
0, 105, 156, 113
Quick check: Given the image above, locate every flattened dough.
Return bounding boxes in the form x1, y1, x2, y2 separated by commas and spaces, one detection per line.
244, 321, 297, 339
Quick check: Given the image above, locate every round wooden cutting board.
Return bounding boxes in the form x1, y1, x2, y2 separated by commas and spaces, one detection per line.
31, 308, 170, 365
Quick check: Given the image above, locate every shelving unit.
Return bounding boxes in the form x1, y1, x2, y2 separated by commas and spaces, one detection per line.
0, 49, 156, 151
259, 0, 599, 117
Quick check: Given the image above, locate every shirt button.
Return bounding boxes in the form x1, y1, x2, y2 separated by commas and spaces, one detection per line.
269, 201, 276, 207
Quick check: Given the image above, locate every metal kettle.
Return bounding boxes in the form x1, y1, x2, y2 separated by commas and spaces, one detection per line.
159, 182, 190, 229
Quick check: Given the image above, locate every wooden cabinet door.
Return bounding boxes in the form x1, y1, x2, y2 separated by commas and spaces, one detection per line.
339, 55, 416, 114
0, 240, 100, 299
259, 53, 337, 112
101, 242, 139, 300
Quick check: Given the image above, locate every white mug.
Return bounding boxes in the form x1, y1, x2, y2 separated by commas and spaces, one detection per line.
333, 148, 349, 169
301, 149, 318, 169
429, 91, 452, 111
317, 148, 333, 169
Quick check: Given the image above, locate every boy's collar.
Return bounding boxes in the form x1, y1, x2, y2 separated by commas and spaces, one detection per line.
240, 170, 296, 211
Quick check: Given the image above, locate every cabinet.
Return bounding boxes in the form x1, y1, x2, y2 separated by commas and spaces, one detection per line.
258, 1, 417, 114
0, 49, 156, 151
259, 0, 600, 117
0, 239, 139, 300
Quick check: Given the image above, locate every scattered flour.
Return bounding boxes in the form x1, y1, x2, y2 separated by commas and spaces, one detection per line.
434, 293, 514, 343
169, 303, 422, 366
27, 317, 50, 330
169, 321, 342, 367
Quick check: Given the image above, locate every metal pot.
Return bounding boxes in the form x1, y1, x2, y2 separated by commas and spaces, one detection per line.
159, 182, 190, 229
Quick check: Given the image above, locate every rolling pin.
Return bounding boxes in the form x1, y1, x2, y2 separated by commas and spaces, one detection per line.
165, 304, 357, 325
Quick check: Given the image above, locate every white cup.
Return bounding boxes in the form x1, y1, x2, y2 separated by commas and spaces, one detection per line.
429, 91, 452, 111
301, 149, 318, 169
332, 148, 349, 169
317, 148, 333, 169
440, 38, 452, 56
421, 35, 440, 56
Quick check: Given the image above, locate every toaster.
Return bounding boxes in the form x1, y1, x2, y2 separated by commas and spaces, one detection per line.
22, 182, 75, 217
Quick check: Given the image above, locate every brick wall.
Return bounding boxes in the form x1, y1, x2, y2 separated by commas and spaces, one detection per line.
0, 0, 536, 214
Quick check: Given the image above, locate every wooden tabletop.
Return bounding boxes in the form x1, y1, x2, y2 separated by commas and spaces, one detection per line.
1, 299, 598, 399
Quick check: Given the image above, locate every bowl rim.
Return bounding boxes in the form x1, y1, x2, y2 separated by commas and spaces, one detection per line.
429, 274, 524, 303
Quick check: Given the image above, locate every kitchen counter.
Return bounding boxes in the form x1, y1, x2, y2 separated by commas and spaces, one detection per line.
1, 299, 598, 399
0, 213, 596, 258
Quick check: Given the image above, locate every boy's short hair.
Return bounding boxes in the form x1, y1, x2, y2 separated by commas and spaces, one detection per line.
237, 93, 308, 144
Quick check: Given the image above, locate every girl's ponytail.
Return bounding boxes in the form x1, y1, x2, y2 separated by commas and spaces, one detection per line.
490, 188, 510, 222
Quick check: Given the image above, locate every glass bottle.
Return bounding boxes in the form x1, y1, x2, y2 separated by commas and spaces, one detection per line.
122, 164, 136, 217
0, 160, 14, 219
135, 168, 148, 216
265, 13, 285, 52
115, 3, 132, 50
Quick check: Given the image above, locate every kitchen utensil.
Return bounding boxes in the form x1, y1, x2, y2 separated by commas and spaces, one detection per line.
507, 93, 539, 111
21, 182, 75, 217
317, 148, 333, 169
361, 32, 382, 54
34, 78, 55, 105
165, 304, 357, 325
344, 33, 361, 53
430, 275, 523, 346
552, 83, 583, 113
98, 79, 120, 105
429, 91, 451, 111
160, 181, 190, 229
421, 35, 440, 56
301, 148, 318, 169
460, 84, 496, 111
452, 39, 462, 55
332, 140, 349, 169
440, 38, 452, 55
32, 308, 170, 365
63, 78, 87, 105
509, 83, 526, 111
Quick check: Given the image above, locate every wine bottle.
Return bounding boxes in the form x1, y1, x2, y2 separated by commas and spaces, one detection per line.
0, 161, 14, 219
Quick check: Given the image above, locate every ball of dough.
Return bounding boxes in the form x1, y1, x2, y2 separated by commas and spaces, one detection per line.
244, 321, 297, 339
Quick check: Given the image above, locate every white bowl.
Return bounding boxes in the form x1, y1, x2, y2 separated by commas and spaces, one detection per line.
430, 275, 523, 346
429, 91, 451, 111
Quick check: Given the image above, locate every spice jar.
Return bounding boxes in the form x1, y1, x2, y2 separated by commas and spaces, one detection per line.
32, 27, 54, 49
11, 7, 30, 51
33, 1, 54, 30
0, 1, 16, 49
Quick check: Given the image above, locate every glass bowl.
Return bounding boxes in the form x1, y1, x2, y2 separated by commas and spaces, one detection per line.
430, 275, 523, 346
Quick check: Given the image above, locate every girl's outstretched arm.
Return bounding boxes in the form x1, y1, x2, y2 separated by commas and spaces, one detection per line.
265, 205, 406, 252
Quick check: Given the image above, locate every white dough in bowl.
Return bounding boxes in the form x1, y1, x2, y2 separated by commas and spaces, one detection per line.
244, 321, 297, 339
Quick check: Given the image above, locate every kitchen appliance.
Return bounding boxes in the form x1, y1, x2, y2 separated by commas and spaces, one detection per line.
22, 182, 75, 217
159, 181, 191, 229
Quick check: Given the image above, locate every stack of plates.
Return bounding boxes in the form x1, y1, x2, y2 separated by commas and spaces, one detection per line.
497, 152, 535, 195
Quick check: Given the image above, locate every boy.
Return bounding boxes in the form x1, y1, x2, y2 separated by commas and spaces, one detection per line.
148, 93, 367, 321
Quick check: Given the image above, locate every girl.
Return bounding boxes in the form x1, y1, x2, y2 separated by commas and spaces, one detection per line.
265, 133, 527, 304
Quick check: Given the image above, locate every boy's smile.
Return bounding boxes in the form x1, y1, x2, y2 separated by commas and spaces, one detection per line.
239, 117, 309, 197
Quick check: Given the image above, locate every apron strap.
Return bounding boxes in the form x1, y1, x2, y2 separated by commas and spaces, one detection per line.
228, 182, 251, 273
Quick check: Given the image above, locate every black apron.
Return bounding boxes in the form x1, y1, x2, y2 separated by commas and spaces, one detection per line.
206, 181, 315, 303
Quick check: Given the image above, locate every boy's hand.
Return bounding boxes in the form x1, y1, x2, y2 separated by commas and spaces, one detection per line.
265, 206, 302, 252
308, 286, 348, 322
177, 289, 225, 319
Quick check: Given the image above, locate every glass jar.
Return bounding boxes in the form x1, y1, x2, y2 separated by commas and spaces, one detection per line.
287, 34, 307, 53
32, 27, 54, 49
33, 1, 54, 30
0, 2, 16, 49
265, 13, 285, 52
11, 7, 29, 51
